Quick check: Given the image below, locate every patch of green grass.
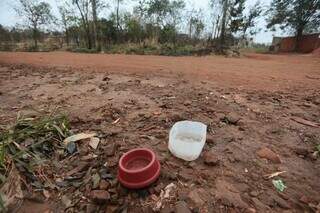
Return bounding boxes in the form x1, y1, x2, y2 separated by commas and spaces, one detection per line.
0, 113, 70, 179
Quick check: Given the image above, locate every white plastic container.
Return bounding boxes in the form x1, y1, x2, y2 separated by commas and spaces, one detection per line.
168, 121, 207, 161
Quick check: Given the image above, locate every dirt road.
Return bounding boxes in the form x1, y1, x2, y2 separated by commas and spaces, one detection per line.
0, 51, 319, 91
0, 52, 320, 212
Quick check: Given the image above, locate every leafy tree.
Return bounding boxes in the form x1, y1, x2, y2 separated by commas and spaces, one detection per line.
146, 0, 185, 41
134, 0, 148, 22
58, 6, 77, 46
242, 1, 262, 37
124, 15, 145, 42
147, 0, 185, 27
160, 24, 176, 43
267, 0, 320, 49
0, 25, 11, 42
14, 0, 53, 49
115, 0, 124, 31
99, 18, 117, 46
229, 0, 245, 33
188, 12, 205, 40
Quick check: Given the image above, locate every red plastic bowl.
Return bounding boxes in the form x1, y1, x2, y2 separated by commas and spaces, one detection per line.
118, 148, 161, 189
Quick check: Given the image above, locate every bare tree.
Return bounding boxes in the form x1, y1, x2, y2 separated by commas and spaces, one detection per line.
58, 5, 76, 47
14, 0, 53, 49
91, 0, 99, 49
91, 0, 106, 50
72, 0, 92, 49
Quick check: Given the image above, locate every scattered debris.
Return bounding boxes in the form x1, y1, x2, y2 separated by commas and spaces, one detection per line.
0, 63, 319, 212
112, 118, 120, 124
154, 183, 176, 211
92, 173, 101, 189
264, 171, 286, 179
63, 133, 96, 147
175, 201, 191, 213
291, 117, 320, 128
61, 195, 72, 208
272, 179, 287, 192
90, 190, 110, 204
0, 163, 23, 211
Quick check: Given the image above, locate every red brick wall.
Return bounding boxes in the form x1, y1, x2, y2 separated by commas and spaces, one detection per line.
279, 34, 320, 53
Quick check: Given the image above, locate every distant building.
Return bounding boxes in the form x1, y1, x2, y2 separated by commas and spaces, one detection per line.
270, 33, 320, 53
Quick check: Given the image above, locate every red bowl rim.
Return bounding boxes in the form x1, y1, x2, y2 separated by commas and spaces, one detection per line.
118, 160, 161, 189
119, 148, 156, 174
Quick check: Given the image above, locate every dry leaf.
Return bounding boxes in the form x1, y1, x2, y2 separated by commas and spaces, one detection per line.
89, 137, 100, 150
63, 133, 96, 146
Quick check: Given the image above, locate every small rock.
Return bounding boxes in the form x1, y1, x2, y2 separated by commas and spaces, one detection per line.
61, 195, 72, 208
187, 188, 206, 207
105, 205, 119, 213
86, 203, 97, 213
223, 112, 241, 125
206, 135, 215, 145
102, 76, 111, 81
162, 169, 177, 180
215, 179, 248, 209
251, 198, 271, 211
299, 195, 312, 204
106, 144, 116, 157
249, 191, 259, 197
171, 114, 185, 122
175, 201, 191, 213
99, 180, 110, 190
178, 169, 194, 182
294, 147, 309, 157
256, 147, 281, 163
183, 101, 192, 106
203, 151, 220, 166
99, 168, 112, 179
272, 195, 290, 209
160, 205, 174, 213
245, 208, 257, 213
66, 141, 77, 154
90, 190, 110, 204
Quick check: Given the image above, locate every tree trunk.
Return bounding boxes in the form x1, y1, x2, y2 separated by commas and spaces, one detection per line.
116, 0, 121, 43
213, 15, 220, 40
92, 0, 100, 50
295, 27, 303, 52
32, 25, 38, 50
74, 1, 92, 49
86, 25, 92, 49
116, 0, 120, 30
189, 18, 192, 39
66, 29, 69, 46
219, 0, 228, 50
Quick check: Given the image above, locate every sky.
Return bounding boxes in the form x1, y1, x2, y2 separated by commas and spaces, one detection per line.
0, 0, 287, 44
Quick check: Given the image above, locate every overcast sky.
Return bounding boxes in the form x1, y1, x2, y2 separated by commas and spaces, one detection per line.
0, 0, 287, 44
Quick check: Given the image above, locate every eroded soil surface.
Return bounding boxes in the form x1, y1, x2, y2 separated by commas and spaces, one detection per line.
0, 53, 320, 212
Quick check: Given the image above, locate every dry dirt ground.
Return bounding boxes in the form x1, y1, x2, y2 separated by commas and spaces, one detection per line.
0, 52, 320, 213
